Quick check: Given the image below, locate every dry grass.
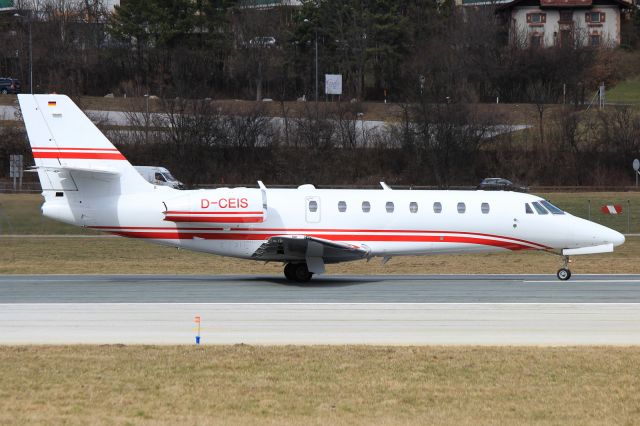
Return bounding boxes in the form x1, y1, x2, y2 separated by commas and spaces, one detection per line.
0, 346, 639, 425
1, 235, 639, 275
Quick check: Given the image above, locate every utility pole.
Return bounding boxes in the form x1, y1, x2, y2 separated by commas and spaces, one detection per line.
315, 29, 318, 104
304, 18, 319, 104
14, 13, 33, 94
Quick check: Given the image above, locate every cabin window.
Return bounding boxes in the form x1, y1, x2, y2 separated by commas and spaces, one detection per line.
362, 201, 371, 213
457, 202, 466, 214
526, 203, 534, 214
409, 202, 418, 213
481, 203, 490, 214
531, 201, 549, 215
433, 202, 442, 213
541, 200, 565, 215
308, 200, 318, 212
338, 201, 347, 212
386, 202, 394, 213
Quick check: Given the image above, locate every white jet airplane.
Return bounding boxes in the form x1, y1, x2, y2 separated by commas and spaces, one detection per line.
19, 94, 625, 282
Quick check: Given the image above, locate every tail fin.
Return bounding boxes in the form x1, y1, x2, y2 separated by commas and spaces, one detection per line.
19, 94, 150, 195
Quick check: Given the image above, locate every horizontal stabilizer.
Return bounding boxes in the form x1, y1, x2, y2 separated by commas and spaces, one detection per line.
35, 165, 120, 176
563, 244, 614, 256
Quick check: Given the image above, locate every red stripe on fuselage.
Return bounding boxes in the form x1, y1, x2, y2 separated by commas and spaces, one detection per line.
164, 211, 264, 215
105, 230, 537, 251
90, 226, 550, 250
164, 216, 264, 223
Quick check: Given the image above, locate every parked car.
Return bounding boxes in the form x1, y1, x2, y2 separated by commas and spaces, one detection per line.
477, 178, 528, 192
0, 78, 21, 94
249, 36, 276, 47
134, 166, 185, 189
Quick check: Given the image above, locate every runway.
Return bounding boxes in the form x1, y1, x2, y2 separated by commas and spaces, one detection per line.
1, 274, 640, 345
3, 274, 640, 303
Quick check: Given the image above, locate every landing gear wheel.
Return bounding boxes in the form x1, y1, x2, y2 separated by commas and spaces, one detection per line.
284, 263, 296, 281
557, 268, 571, 281
292, 263, 313, 283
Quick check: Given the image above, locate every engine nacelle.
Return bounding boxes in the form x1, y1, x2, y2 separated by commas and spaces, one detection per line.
163, 188, 266, 225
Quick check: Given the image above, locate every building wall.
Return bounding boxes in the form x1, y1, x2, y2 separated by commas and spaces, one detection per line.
511, 5, 621, 47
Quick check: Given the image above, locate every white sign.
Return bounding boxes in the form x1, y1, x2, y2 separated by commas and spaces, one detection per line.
633, 158, 639, 172
325, 74, 342, 95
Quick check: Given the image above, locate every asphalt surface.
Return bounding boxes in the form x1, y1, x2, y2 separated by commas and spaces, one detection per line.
1, 274, 640, 303
3, 274, 640, 345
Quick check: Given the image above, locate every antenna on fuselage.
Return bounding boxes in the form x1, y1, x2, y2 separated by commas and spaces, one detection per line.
380, 182, 392, 190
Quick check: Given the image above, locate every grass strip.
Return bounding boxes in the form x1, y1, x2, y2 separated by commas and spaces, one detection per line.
0, 346, 639, 425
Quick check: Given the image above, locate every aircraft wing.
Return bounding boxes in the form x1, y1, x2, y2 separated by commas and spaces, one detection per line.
252, 235, 370, 272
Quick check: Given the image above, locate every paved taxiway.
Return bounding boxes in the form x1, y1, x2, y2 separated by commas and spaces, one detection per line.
1, 274, 640, 345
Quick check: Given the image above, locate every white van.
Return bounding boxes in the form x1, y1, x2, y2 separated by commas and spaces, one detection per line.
134, 166, 185, 189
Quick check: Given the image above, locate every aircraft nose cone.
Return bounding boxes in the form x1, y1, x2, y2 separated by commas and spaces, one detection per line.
610, 229, 625, 247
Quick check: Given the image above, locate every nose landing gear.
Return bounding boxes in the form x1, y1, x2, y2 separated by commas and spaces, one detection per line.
556, 255, 572, 281
284, 263, 313, 283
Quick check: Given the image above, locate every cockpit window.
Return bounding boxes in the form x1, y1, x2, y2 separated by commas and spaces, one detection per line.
163, 173, 178, 182
155, 172, 166, 182
525, 204, 534, 214
540, 200, 565, 215
531, 201, 548, 215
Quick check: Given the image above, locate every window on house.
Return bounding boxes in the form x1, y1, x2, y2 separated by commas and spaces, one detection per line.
362, 201, 371, 213
481, 203, 490, 214
526, 204, 534, 214
531, 201, 549, 215
530, 13, 545, 23
308, 200, 318, 212
433, 202, 442, 213
586, 12, 605, 23
409, 202, 418, 213
589, 34, 601, 46
526, 12, 546, 25
338, 201, 347, 212
457, 202, 466, 214
386, 202, 394, 213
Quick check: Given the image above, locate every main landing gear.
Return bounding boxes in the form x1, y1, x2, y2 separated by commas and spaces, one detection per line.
284, 263, 313, 283
556, 255, 572, 281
